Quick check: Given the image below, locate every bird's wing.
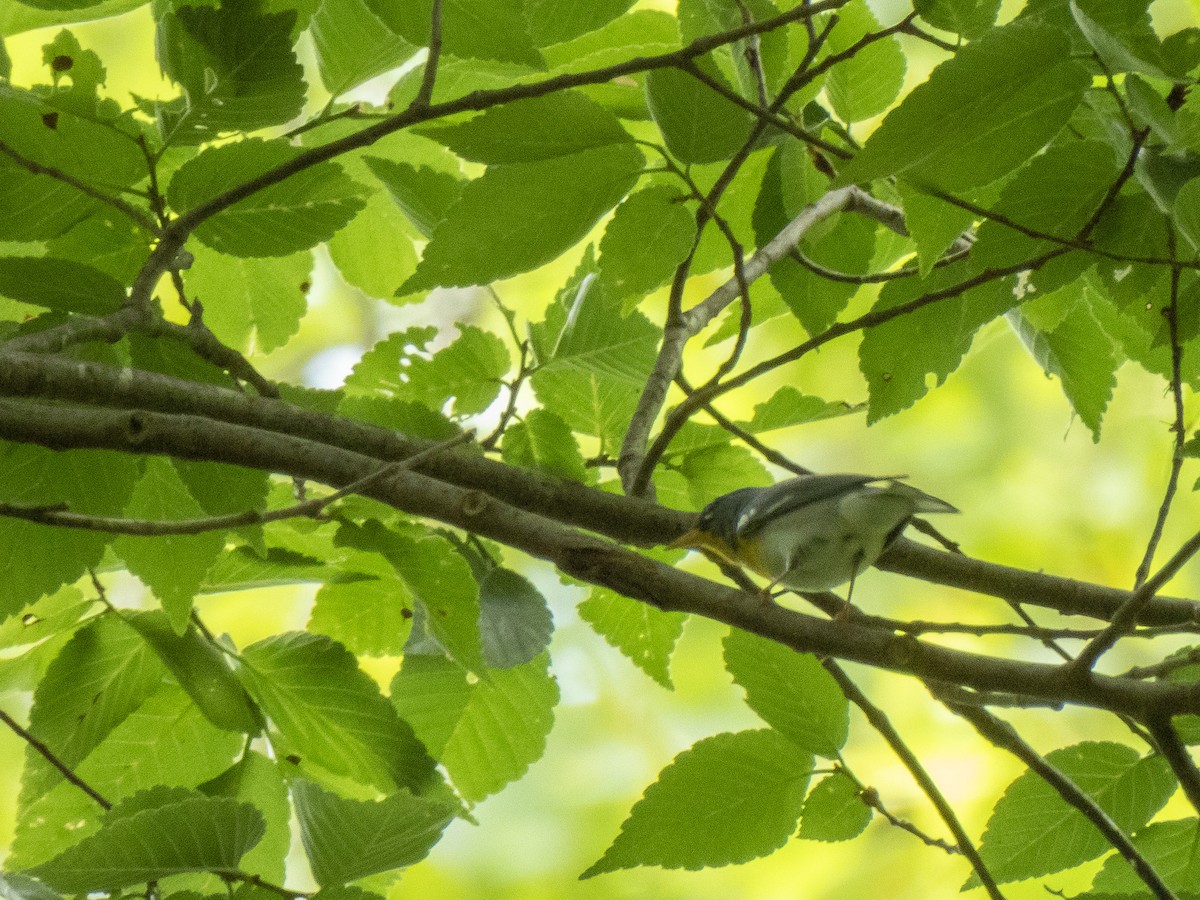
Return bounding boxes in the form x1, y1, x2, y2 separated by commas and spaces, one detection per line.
736, 474, 883, 538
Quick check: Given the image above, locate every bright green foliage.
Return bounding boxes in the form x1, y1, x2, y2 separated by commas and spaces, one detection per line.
114, 459, 227, 630
970, 743, 1175, 886
838, 23, 1090, 191
577, 586, 687, 688
646, 61, 754, 164
168, 139, 368, 257
582, 730, 812, 876
723, 628, 849, 757
824, 1, 905, 123
27, 792, 264, 893
598, 185, 697, 297
401, 143, 644, 292
3, 2, 1200, 896
1092, 818, 1200, 894
438, 653, 559, 801
501, 408, 589, 482
291, 780, 457, 886
0, 257, 124, 315
157, 5, 304, 137
798, 772, 872, 842
124, 610, 260, 733
310, 0, 417, 96
238, 632, 437, 793
417, 91, 633, 164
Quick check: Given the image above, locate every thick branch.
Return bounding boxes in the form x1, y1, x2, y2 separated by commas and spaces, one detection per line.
2, 399, 1200, 718
0, 351, 1197, 626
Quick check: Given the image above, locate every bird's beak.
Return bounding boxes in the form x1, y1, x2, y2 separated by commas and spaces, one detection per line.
668, 527, 707, 551
668, 528, 740, 568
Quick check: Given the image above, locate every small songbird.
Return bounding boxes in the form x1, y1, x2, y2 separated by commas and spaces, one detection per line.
671, 474, 958, 594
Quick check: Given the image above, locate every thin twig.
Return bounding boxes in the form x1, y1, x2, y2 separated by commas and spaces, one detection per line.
836, 760, 961, 854
411, 0, 443, 109
940, 697, 1177, 900
1068, 527, 1200, 676
1144, 716, 1200, 816
0, 140, 159, 232
0, 707, 111, 810
1135, 233, 1185, 588
0, 431, 473, 536
825, 662, 1006, 899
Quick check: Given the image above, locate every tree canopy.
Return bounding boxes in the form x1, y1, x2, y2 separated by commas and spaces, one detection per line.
2, 0, 1200, 898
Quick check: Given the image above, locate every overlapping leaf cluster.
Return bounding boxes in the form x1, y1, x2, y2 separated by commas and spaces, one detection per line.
0, 0, 1199, 896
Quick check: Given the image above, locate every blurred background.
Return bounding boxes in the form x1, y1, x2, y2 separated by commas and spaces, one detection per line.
4, 1, 1200, 897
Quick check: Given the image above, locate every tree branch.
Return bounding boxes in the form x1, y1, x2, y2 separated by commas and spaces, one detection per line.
940, 698, 1177, 900
2, 398, 1200, 719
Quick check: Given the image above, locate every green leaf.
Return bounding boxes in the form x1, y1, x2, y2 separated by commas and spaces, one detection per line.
1092, 818, 1200, 894
158, 5, 305, 135
1008, 289, 1119, 441
529, 265, 659, 449
526, 0, 636, 46
578, 586, 686, 689
14, 684, 245, 869
478, 567, 553, 669
541, 9, 678, 75
0, 586, 90, 651
363, 157, 463, 240
311, 0, 416, 95
1174, 177, 1200, 253
308, 577, 414, 657
861, 139, 1120, 423
440, 653, 558, 801
913, 0, 1001, 37
582, 730, 812, 877
200, 753, 291, 883
753, 144, 875, 334
291, 780, 457, 886
0, 445, 140, 618
391, 653, 471, 758
824, 1, 906, 123
739, 387, 858, 432
328, 192, 419, 300
896, 182, 976, 276
123, 610, 261, 734
645, 59, 754, 164
402, 143, 644, 292
798, 772, 872, 842
500, 408, 588, 482
838, 22, 1090, 191
417, 91, 633, 164
723, 628, 848, 757
0, 256, 124, 315
0, 160, 95, 240
26, 794, 264, 893
678, 443, 770, 510
18, 615, 163, 809
598, 185, 696, 298
367, 0, 543, 67
168, 138, 368, 257
971, 742, 1175, 886
678, 0, 790, 100
183, 245, 311, 354
0, 85, 143, 189
345, 325, 509, 416
238, 631, 436, 792
0, 1, 140, 35
113, 458, 226, 631
1070, 0, 1170, 79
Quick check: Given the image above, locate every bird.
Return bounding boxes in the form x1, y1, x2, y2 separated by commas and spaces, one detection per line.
670, 474, 958, 596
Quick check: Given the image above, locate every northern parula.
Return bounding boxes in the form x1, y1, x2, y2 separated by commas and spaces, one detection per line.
671, 474, 958, 593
